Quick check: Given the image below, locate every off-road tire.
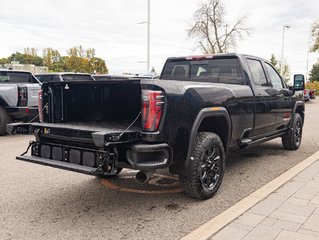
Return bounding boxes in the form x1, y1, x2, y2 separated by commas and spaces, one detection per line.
179, 132, 225, 200
282, 113, 303, 150
0, 106, 12, 136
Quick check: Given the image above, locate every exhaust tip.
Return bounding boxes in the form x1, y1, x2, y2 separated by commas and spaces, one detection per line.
136, 171, 148, 184
135, 170, 155, 184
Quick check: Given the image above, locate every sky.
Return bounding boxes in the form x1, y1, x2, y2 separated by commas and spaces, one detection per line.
0, 0, 318, 79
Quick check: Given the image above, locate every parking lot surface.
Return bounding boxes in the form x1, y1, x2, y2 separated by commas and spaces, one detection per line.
1, 100, 318, 240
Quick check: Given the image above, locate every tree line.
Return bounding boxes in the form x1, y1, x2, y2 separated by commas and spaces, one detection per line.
0, 46, 108, 74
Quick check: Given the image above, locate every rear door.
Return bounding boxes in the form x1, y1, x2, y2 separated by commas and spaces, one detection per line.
246, 58, 276, 137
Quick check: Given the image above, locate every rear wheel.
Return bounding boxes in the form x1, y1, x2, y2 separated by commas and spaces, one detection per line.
179, 132, 225, 200
282, 113, 303, 150
0, 106, 12, 136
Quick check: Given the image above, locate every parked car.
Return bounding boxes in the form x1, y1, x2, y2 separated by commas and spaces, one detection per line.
309, 89, 316, 100
35, 72, 94, 82
303, 89, 316, 101
9, 54, 305, 199
304, 89, 310, 101
0, 70, 40, 135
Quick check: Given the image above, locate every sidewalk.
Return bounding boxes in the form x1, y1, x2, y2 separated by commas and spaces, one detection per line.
210, 158, 319, 240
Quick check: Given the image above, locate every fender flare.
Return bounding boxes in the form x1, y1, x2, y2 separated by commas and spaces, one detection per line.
179, 107, 232, 176
291, 101, 305, 127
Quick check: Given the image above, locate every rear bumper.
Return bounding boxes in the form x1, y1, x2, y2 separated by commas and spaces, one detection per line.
5, 106, 38, 119
126, 143, 172, 170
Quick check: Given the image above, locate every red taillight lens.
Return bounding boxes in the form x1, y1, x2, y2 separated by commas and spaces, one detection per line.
304, 90, 307, 95
17, 87, 28, 106
38, 90, 43, 123
142, 90, 164, 131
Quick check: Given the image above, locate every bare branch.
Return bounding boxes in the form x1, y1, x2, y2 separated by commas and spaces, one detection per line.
187, 0, 250, 54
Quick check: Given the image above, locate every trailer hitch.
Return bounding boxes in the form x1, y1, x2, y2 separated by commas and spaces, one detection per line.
94, 148, 120, 177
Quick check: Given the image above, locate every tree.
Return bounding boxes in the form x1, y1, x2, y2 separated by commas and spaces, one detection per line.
43, 48, 61, 70
1, 46, 108, 73
0, 58, 9, 65
66, 46, 87, 72
269, 54, 290, 83
51, 56, 68, 72
311, 21, 319, 52
188, 0, 249, 54
23, 48, 43, 66
309, 62, 319, 82
8, 52, 27, 64
89, 57, 108, 74
270, 54, 278, 69
65, 46, 107, 73
7, 49, 43, 66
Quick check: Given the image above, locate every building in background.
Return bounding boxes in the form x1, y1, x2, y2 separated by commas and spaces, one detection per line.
1, 61, 48, 74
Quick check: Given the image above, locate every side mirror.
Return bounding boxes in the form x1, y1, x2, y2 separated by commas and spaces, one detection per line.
293, 74, 305, 91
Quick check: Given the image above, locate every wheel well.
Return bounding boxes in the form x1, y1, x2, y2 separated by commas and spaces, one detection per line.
198, 116, 229, 150
295, 105, 305, 124
0, 97, 8, 107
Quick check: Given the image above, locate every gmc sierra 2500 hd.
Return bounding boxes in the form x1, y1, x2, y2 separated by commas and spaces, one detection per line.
8, 54, 305, 199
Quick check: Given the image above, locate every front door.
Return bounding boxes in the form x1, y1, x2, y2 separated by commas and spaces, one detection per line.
263, 62, 294, 131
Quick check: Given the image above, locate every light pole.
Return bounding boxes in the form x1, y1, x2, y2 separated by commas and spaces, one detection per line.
147, 0, 150, 73
306, 50, 310, 81
138, 0, 151, 73
280, 25, 290, 75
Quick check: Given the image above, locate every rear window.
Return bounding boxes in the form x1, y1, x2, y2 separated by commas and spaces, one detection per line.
62, 74, 93, 81
0, 72, 31, 83
161, 57, 244, 85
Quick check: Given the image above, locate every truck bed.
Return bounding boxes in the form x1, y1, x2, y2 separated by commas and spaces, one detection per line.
30, 120, 140, 133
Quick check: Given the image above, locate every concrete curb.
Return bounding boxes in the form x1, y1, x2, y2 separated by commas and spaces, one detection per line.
181, 150, 319, 240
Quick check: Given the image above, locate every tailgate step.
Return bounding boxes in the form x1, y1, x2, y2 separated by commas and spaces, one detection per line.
16, 155, 97, 175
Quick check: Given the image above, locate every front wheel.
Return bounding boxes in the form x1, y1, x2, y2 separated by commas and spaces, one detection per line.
179, 132, 225, 200
282, 113, 303, 150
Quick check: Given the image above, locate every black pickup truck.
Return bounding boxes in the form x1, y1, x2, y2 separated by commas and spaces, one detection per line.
8, 54, 305, 199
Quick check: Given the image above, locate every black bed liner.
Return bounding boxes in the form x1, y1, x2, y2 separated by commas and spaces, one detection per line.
30, 120, 140, 133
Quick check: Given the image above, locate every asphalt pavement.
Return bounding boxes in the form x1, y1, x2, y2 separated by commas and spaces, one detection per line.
0, 100, 318, 240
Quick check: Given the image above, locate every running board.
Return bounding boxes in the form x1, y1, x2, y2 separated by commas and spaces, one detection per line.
16, 155, 97, 175
240, 131, 286, 149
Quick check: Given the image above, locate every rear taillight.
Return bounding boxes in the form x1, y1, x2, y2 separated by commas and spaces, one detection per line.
17, 87, 28, 106
142, 90, 164, 132
38, 90, 43, 123
304, 89, 307, 95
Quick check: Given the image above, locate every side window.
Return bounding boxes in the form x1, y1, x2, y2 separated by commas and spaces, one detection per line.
35, 75, 42, 82
247, 59, 267, 86
265, 63, 284, 90
171, 65, 189, 79
30, 75, 39, 83
42, 75, 54, 82
53, 75, 60, 81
